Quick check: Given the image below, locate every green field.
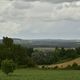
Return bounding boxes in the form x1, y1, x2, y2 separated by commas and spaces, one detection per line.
0, 69, 80, 80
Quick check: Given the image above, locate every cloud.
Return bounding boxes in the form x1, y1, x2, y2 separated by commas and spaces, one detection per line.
15, 21, 80, 39
0, 21, 21, 37
23, 0, 80, 3
13, 0, 33, 9
0, 0, 12, 13
0, 0, 80, 39
1, 0, 80, 22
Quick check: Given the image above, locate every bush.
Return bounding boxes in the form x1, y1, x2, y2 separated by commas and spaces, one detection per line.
77, 65, 80, 70
41, 65, 49, 70
53, 66, 59, 69
1, 59, 16, 75
65, 65, 72, 70
27, 58, 36, 67
72, 62, 78, 70
42, 65, 45, 69
65, 63, 80, 70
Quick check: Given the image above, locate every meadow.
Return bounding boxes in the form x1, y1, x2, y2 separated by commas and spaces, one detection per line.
0, 69, 80, 80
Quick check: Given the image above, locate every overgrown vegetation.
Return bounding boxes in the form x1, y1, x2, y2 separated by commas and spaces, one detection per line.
41, 62, 80, 70
0, 37, 34, 68
64, 62, 80, 70
32, 47, 80, 65
1, 59, 15, 75
0, 37, 80, 70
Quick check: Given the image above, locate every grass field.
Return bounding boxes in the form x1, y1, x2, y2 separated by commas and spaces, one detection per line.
0, 69, 80, 80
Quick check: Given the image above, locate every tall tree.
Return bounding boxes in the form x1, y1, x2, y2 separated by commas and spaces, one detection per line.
3, 37, 13, 47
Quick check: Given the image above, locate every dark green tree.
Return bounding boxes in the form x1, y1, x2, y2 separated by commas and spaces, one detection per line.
59, 47, 66, 59
3, 37, 13, 47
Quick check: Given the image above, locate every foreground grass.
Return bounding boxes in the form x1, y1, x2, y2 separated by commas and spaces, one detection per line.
0, 69, 80, 80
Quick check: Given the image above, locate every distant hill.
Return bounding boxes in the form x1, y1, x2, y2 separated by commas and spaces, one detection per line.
13, 39, 80, 48
1, 38, 80, 48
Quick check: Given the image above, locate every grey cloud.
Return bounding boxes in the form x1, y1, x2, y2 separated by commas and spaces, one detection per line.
0, 0, 80, 39
24, 0, 80, 3
13, 0, 33, 9
15, 20, 80, 39
1, 0, 80, 23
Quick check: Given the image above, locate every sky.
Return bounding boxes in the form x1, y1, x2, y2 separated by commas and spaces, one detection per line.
0, 0, 80, 39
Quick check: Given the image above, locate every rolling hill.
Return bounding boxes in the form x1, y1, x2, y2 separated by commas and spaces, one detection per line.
1, 38, 80, 48
13, 39, 80, 48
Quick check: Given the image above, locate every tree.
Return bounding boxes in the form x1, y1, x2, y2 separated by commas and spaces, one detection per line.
27, 48, 33, 57
1, 59, 15, 75
59, 47, 66, 59
75, 47, 80, 55
3, 37, 13, 47
66, 49, 78, 59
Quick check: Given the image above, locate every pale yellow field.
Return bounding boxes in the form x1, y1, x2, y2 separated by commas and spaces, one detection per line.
49, 57, 80, 68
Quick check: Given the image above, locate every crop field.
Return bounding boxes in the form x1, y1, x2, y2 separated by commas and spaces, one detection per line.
0, 69, 80, 80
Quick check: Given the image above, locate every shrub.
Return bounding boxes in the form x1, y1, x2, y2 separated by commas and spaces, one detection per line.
65, 65, 72, 70
77, 65, 80, 70
72, 62, 78, 70
1, 59, 16, 75
53, 66, 59, 69
42, 65, 45, 69
27, 58, 36, 67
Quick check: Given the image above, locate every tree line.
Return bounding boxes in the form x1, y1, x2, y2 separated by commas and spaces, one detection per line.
1, 37, 80, 75
32, 47, 80, 65
0, 37, 80, 67
0, 37, 35, 68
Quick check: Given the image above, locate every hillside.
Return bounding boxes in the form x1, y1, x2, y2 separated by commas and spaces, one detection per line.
13, 39, 80, 48
1, 39, 80, 48
9, 39, 80, 48
49, 57, 80, 68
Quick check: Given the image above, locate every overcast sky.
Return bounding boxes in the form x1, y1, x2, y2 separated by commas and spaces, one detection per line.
0, 0, 80, 39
